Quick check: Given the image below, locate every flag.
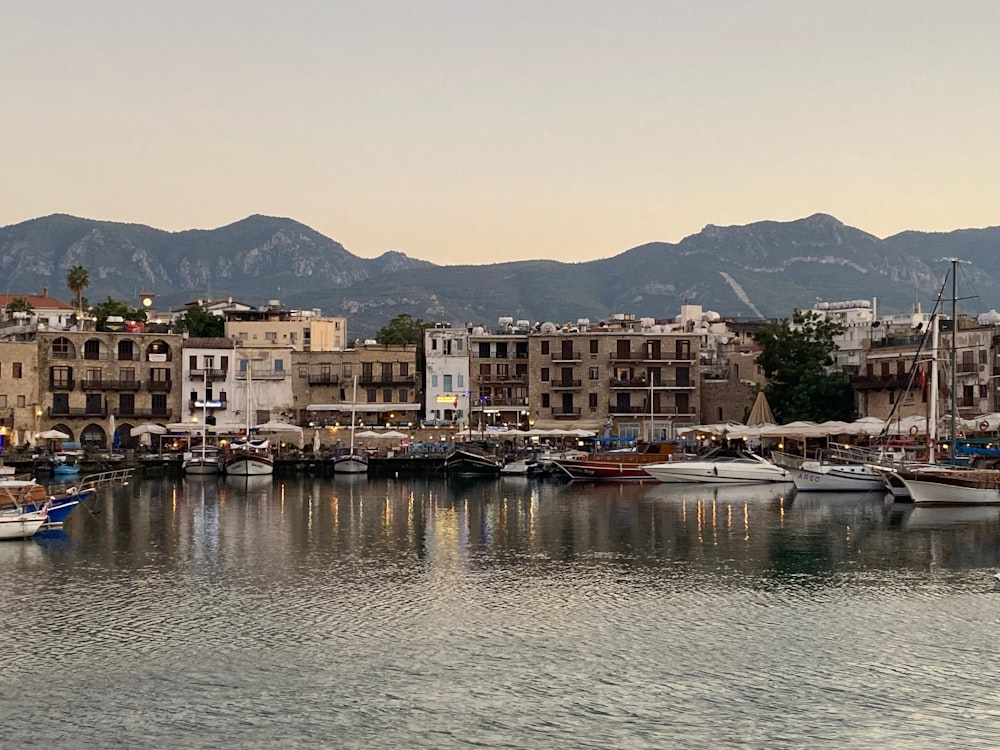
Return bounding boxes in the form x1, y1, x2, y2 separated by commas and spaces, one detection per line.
917, 366, 927, 393
452, 397, 458, 409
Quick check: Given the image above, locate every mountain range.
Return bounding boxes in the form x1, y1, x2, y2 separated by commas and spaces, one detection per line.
2, 212, 999, 340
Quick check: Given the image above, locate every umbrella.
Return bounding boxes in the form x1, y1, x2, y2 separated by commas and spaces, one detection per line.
38, 429, 70, 440
130, 423, 167, 437
109, 414, 116, 450
375, 430, 408, 439
355, 430, 380, 438
746, 391, 775, 426
312, 430, 321, 452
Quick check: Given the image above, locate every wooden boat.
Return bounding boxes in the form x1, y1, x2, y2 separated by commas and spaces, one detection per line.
551, 441, 683, 481
333, 376, 368, 474
444, 447, 501, 477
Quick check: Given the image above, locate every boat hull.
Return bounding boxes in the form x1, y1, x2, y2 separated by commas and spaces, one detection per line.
0, 511, 46, 540
184, 459, 221, 475
896, 470, 1000, 506
333, 456, 368, 474
791, 463, 885, 492
644, 461, 790, 484
552, 459, 659, 481
224, 457, 274, 476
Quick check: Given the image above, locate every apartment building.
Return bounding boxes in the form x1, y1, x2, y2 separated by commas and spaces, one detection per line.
423, 324, 470, 427
224, 301, 347, 351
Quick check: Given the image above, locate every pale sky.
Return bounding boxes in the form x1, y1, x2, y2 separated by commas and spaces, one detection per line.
4, 0, 999, 264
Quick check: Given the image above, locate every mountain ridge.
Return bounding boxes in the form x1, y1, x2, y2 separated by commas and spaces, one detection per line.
3, 212, 999, 339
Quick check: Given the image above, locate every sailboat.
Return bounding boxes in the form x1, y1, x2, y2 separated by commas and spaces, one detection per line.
183, 397, 221, 475
333, 375, 368, 474
887, 259, 1000, 505
223, 361, 274, 476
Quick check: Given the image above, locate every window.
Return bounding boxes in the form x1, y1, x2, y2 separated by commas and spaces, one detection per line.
189, 355, 198, 370
399, 389, 408, 402
480, 363, 491, 376
383, 389, 392, 402
83, 340, 101, 360
442, 374, 451, 391
12, 362, 22, 378
431, 374, 439, 388
589, 393, 598, 408
150, 367, 170, 383
541, 341, 549, 355
0, 395, 6, 407
431, 338, 438, 351
400, 363, 409, 376
53, 337, 72, 358
16, 395, 25, 408
152, 394, 168, 415
541, 393, 550, 407
457, 375, 464, 388
367, 389, 377, 403
342, 364, 353, 379
589, 367, 599, 380
455, 339, 463, 351
275, 359, 284, 371
265, 332, 277, 342
119, 393, 135, 416
590, 339, 598, 354
540, 367, 549, 382
204, 356, 214, 369
381, 363, 393, 382
478, 342, 490, 358
51, 366, 72, 388
298, 365, 308, 378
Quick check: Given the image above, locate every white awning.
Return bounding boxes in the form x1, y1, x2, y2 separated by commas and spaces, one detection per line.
306, 403, 420, 413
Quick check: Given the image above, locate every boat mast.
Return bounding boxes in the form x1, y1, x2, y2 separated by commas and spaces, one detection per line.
928, 314, 938, 464
349, 374, 358, 453
949, 258, 957, 464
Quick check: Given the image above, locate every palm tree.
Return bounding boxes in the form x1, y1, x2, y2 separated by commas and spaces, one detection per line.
66, 265, 90, 312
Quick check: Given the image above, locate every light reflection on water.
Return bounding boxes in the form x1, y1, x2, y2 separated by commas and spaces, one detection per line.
4, 476, 1000, 749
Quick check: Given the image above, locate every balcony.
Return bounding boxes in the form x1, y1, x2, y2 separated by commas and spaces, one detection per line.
115, 352, 141, 361
146, 380, 172, 392
235, 369, 286, 380
475, 397, 528, 407
958, 362, 982, 374
550, 406, 582, 418
81, 378, 142, 391
608, 404, 695, 416
610, 377, 694, 389
550, 351, 581, 362
48, 406, 109, 418
358, 374, 415, 386
550, 378, 582, 389
610, 351, 696, 363
308, 373, 340, 386
49, 379, 75, 390
849, 374, 906, 390
189, 368, 227, 381
82, 351, 111, 361
479, 373, 526, 384
113, 408, 173, 420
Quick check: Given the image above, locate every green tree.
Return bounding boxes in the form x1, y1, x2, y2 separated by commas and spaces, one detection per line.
375, 314, 431, 345
66, 264, 90, 312
90, 297, 147, 331
752, 310, 856, 423
172, 304, 225, 338
5, 297, 34, 315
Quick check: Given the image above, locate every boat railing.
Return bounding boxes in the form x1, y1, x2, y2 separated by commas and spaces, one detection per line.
769, 450, 805, 470
78, 468, 135, 493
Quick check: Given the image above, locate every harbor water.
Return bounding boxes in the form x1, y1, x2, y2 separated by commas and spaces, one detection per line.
3, 476, 1000, 748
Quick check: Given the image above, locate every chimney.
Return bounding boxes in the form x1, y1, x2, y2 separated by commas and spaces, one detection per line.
42, 287, 48, 297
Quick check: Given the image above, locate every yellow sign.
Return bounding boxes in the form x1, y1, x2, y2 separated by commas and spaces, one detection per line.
436, 395, 459, 403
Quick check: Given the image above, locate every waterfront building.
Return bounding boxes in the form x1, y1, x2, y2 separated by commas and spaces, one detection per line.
180, 337, 239, 428
467, 320, 530, 433
423, 324, 469, 428
36, 330, 183, 447
224, 300, 347, 351
0, 340, 39, 447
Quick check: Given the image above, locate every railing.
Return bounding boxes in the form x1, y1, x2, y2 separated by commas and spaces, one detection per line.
610, 351, 696, 362
50, 351, 75, 360
235, 369, 286, 380
550, 407, 582, 417
82, 351, 110, 360
550, 379, 582, 388
607, 404, 695, 416
48, 406, 109, 418
358, 375, 415, 386
958, 363, 980, 373
479, 373, 526, 383
113, 408, 173, 419
610, 378, 694, 388
115, 352, 141, 361
550, 351, 581, 361
146, 380, 172, 392
475, 397, 528, 407
189, 368, 227, 380
308, 373, 340, 385
49, 379, 75, 390
81, 378, 142, 391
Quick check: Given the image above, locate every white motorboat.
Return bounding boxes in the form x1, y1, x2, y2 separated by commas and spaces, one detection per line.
642, 449, 791, 484
0, 508, 48, 540
772, 449, 887, 492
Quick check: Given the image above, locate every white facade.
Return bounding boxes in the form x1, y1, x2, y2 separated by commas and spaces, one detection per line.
232, 345, 296, 425
813, 299, 876, 370
423, 326, 469, 426
180, 339, 240, 428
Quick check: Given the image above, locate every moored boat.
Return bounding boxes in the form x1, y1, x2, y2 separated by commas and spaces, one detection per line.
552, 441, 684, 481
643, 448, 790, 484
223, 438, 274, 476
444, 447, 501, 477
0, 508, 48, 540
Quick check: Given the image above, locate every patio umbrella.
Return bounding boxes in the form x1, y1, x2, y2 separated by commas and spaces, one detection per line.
38, 429, 70, 440
312, 430, 321, 453
746, 391, 775, 426
130, 423, 167, 437
109, 414, 116, 450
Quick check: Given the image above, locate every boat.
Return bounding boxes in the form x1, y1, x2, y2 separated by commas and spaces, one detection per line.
444, 446, 502, 477
772, 447, 893, 492
224, 364, 274, 476
552, 441, 684, 481
0, 508, 47, 540
183, 443, 221, 474
642, 448, 791, 484
888, 259, 1000, 505
500, 452, 543, 476
223, 437, 274, 476
51, 452, 81, 477
333, 376, 368, 474
0, 469, 132, 528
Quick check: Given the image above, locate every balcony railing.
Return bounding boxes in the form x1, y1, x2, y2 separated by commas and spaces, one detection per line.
308, 373, 340, 385
610, 351, 696, 362
474, 397, 528, 407
48, 406, 109, 418
358, 375, 415, 386
550, 351, 581, 362
550, 407, 582, 417
608, 404, 695, 416
113, 408, 173, 420
146, 380, 172, 392
81, 378, 142, 391
82, 351, 110, 361
849, 374, 906, 390
610, 378, 694, 388
958, 362, 981, 374
116, 352, 141, 361
235, 369, 286, 380
479, 373, 526, 383
49, 379, 75, 390
550, 379, 582, 388
189, 368, 227, 381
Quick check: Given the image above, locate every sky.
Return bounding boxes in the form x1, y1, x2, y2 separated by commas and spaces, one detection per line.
4, 0, 1000, 265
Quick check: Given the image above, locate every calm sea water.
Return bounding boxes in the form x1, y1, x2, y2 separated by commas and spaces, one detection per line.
2, 475, 1000, 749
